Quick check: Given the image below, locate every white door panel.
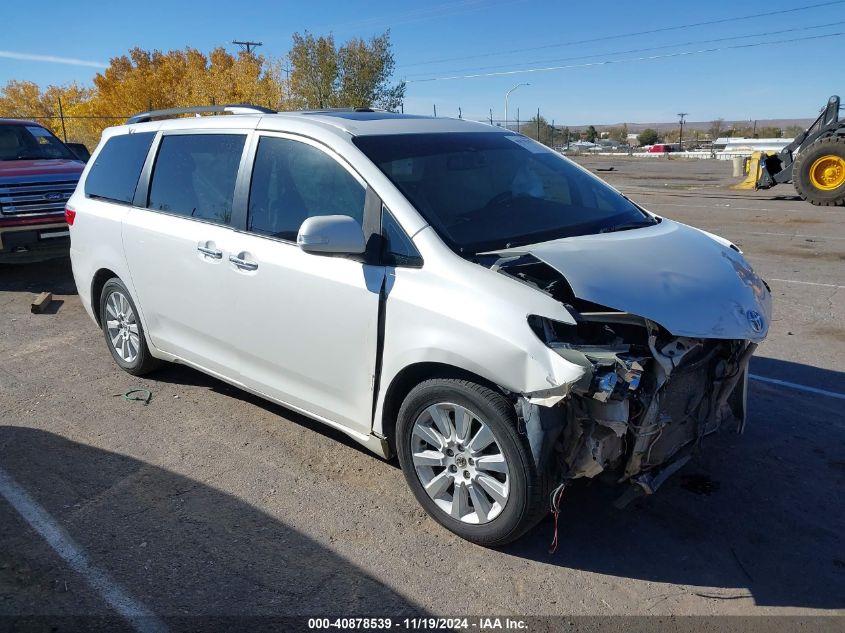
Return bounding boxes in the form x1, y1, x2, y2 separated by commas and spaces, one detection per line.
122, 208, 240, 377
233, 235, 382, 435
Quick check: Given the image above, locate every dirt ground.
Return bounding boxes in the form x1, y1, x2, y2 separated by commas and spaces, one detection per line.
1, 156, 843, 630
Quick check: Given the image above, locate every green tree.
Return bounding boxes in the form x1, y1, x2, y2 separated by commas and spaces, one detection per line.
288, 30, 405, 111
638, 128, 659, 145
585, 125, 598, 142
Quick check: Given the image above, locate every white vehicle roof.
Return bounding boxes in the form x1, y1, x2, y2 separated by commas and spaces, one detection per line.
108, 110, 501, 141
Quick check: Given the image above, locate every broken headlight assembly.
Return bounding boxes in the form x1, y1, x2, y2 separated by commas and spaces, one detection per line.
527, 313, 649, 403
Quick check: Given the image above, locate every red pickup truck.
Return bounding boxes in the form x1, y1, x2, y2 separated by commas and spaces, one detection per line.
0, 119, 85, 263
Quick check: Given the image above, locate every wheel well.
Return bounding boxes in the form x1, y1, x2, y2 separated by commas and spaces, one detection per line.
379, 362, 506, 457
90, 268, 119, 326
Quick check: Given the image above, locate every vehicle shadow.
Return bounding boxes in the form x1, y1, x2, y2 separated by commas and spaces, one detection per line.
0, 256, 77, 295
150, 363, 385, 461
506, 356, 845, 610
0, 426, 427, 630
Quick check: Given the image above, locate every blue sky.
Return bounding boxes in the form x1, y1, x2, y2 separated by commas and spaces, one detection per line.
1, 0, 842, 125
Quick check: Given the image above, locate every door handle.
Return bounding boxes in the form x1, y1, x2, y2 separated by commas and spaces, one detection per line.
197, 243, 223, 259
229, 254, 258, 271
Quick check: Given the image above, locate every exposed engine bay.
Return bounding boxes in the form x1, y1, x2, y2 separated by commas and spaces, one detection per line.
489, 253, 756, 498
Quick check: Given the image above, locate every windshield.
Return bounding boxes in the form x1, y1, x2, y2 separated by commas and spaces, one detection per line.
354, 132, 653, 254
0, 123, 77, 161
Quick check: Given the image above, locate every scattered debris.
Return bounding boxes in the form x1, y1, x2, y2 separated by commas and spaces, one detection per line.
30, 292, 53, 314
548, 482, 567, 554
694, 592, 752, 600
113, 388, 153, 405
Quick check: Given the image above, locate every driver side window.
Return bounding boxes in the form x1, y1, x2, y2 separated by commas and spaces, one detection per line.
247, 136, 366, 241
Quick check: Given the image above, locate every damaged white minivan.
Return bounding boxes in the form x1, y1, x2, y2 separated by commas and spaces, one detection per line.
68, 106, 771, 546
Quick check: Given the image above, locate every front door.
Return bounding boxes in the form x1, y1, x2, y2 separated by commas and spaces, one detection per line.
231, 134, 383, 435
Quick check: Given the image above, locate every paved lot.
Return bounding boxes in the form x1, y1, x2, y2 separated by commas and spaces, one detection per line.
1, 156, 843, 628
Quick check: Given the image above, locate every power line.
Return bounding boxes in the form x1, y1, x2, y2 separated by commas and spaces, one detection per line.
402, 19, 845, 78
397, 0, 845, 69
232, 40, 263, 53
405, 31, 845, 83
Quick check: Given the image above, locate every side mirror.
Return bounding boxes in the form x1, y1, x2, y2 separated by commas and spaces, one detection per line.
65, 142, 91, 163
297, 215, 366, 256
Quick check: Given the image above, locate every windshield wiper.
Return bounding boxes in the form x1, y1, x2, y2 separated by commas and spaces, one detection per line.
599, 218, 659, 234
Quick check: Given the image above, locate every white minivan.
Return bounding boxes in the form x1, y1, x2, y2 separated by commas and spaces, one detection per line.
68, 105, 771, 545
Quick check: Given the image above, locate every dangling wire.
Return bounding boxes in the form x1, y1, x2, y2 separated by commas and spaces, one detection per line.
548, 482, 567, 554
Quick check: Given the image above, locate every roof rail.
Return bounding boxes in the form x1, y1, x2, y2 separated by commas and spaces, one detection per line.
299, 107, 382, 114
126, 104, 276, 125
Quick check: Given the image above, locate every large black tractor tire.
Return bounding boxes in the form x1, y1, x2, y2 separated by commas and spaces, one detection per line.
792, 136, 845, 207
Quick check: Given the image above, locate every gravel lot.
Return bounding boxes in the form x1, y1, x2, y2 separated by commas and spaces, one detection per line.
1, 156, 843, 629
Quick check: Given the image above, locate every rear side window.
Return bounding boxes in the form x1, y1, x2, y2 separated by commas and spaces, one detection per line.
247, 136, 365, 241
148, 134, 246, 225
84, 132, 155, 204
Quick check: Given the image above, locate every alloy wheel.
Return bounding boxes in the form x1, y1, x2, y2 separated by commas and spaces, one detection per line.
411, 402, 510, 524
105, 290, 140, 364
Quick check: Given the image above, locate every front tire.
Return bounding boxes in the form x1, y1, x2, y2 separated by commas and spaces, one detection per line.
396, 379, 550, 546
793, 136, 845, 207
99, 278, 161, 376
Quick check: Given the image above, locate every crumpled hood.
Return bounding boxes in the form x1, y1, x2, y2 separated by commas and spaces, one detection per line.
505, 219, 772, 340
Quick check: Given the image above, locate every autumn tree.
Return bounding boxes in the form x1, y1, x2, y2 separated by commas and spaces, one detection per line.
606, 124, 629, 144
1, 34, 403, 150
0, 80, 95, 145
288, 30, 405, 111
87, 47, 282, 118
519, 115, 555, 146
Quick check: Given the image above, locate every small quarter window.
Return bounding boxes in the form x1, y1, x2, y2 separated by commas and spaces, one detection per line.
84, 132, 155, 204
147, 134, 246, 225
382, 208, 422, 267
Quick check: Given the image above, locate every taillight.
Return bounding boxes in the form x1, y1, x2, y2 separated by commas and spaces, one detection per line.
65, 207, 76, 226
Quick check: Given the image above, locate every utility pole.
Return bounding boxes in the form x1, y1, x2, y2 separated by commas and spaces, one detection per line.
57, 96, 67, 143
537, 107, 540, 140
232, 40, 263, 53
433, 104, 437, 117
489, 108, 493, 125
551, 119, 555, 147
677, 112, 688, 150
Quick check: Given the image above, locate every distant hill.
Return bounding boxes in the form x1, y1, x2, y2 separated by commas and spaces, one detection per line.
579, 119, 815, 133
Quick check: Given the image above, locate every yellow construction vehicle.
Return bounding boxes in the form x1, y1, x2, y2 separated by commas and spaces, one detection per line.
736, 95, 844, 207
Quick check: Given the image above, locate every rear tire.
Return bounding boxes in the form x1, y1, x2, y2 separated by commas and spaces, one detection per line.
792, 136, 845, 206
99, 278, 161, 376
396, 379, 552, 547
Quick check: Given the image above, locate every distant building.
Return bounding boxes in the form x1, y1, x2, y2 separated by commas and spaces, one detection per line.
626, 133, 641, 147
715, 137, 793, 152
